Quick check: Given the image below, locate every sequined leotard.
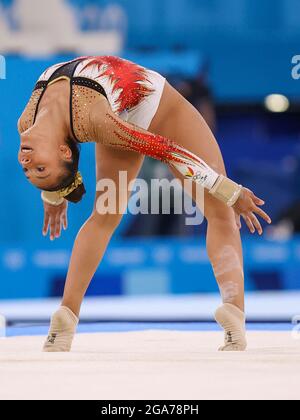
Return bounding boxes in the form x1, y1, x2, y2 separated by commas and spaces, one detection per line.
19, 56, 221, 191
19, 56, 242, 203
19, 56, 165, 136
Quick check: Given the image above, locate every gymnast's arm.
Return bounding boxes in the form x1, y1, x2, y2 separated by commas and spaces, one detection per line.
17, 117, 69, 241
89, 97, 272, 229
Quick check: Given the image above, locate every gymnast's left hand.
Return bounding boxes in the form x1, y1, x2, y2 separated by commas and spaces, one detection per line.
233, 188, 272, 235
42, 200, 68, 241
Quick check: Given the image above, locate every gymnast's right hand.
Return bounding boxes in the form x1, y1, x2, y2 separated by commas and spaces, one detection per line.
233, 188, 272, 235
42, 200, 68, 241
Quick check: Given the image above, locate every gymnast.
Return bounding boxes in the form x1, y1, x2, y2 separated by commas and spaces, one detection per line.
18, 56, 272, 352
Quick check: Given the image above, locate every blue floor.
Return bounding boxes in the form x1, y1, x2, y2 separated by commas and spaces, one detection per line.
6, 322, 293, 337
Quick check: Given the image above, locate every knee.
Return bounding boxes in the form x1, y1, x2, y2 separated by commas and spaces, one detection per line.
206, 203, 237, 231
89, 210, 123, 232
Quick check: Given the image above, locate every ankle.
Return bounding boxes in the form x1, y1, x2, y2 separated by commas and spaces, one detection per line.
61, 301, 80, 318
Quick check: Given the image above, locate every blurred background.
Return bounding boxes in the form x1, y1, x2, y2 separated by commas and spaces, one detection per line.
0, 0, 300, 323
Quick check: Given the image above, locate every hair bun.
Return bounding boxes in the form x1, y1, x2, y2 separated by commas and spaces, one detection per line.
65, 183, 86, 203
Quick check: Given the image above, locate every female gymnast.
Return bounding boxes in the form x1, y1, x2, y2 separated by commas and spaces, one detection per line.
18, 56, 271, 352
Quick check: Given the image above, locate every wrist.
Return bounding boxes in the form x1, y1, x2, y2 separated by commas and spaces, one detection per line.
41, 191, 65, 207
209, 175, 243, 207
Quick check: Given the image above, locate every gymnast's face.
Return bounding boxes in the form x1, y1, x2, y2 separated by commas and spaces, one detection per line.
18, 133, 72, 190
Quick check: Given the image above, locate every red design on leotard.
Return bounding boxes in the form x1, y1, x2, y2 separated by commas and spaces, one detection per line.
186, 167, 195, 178
107, 114, 202, 167
81, 56, 154, 113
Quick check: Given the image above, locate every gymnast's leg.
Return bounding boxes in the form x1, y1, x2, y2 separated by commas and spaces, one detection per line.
152, 83, 247, 351
43, 145, 144, 352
